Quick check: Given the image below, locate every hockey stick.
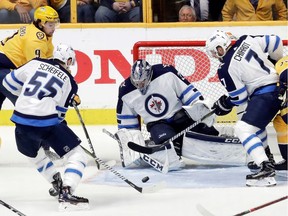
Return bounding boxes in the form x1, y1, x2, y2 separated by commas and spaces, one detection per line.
102, 128, 169, 174
102, 128, 125, 167
0, 200, 26, 216
73, 104, 164, 193
196, 195, 288, 216
233, 195, 288, 216
73, 103, 100, 169
128, 110, 215, 154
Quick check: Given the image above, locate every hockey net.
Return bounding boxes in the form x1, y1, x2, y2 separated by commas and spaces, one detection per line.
132, 40, 288, 139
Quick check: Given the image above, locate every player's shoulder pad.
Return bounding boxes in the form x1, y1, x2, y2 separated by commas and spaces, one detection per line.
151, 64, 179, 79
28, 24, 46, 40
118, 77, 136, 97
36, 58, 75, 80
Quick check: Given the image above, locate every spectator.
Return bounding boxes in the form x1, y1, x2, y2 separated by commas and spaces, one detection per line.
50, 0, 96, 23
189, 0, 209, 21
95, 0, 141, 22
0, 0, 47, 24
208, 0, 226, 21
178, 5, 196, 22
222, 0, 287, 21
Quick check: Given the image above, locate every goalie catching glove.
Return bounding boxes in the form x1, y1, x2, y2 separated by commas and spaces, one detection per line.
212, 95, 234, 116
183, 99, 216, 127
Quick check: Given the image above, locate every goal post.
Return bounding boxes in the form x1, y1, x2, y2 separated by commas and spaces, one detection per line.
132, 40, 288, 127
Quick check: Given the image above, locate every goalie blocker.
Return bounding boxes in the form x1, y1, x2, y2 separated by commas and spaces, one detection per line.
116, 128, 246, 173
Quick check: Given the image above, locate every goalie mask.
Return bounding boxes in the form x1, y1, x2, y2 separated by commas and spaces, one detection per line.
53, 43, 76, 69
130, 59, 153, 95
205, 30, 233, 58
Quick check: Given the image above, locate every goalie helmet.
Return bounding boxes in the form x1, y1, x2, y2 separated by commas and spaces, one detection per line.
205, 30, 233, 58
34, 6, 60, 26
130, 59, 153, 95
53, 43, 76, 68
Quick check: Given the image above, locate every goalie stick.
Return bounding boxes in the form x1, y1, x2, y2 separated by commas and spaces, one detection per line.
73, 104, 165, 193
128, 110, 215, 154
0, 200, 26, 216
102, 128, 169, 174
196, 195, 288, 216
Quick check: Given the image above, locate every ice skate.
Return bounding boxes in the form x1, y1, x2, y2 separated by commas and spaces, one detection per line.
58, 186, 89, 211
246, 161, 276, 187
274, 159, 288, 170
49, 172, 62, 197
247, 147, 275, 171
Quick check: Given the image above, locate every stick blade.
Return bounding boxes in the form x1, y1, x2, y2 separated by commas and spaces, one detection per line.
141, 181, 166, 193
196, 204, 216, 216
127, 142, 153, 154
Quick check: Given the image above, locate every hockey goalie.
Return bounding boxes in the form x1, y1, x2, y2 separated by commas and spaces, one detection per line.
114, 59, 247, 174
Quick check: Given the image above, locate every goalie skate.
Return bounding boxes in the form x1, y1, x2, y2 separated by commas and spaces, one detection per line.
246, 161, 276, 187
58, 186, 89, 211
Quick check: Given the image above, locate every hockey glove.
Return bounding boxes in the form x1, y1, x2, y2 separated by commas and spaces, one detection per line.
70, 94, 81, 106
212, 95, 234, 116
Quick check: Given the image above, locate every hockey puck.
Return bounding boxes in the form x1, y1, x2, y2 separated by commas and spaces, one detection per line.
142, 176, 150, 183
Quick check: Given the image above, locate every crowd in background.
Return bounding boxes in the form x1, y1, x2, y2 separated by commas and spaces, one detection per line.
0, 0, 287, 24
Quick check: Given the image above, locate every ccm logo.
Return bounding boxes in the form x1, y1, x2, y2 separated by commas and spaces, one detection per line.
224, 138, 241, 144
142, 155, 164, 171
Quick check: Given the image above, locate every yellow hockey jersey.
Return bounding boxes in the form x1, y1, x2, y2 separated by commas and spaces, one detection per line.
0, 23, 54, 67
0, 0, 47, 11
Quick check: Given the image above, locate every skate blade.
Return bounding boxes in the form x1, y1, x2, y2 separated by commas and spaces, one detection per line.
59, 202, 90, 211
246, 177, 277, 187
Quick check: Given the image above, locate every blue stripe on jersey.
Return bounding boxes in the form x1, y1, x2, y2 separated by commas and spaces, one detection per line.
264, 35, 269, 53
273, 35, 280, 52
65, 168, 83, 178
118, 124, 139, 129
183, 91, 202, 105
11, 114, 59, 126
117, 114, 138, 120
179, 84, 194, 100
4, 77, 18, 91
229, 86, 246, 97
56, 106, 67, 113
11, 70, 24, 86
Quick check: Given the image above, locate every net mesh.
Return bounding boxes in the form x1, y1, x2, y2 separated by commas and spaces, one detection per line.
133, 41, 288, 139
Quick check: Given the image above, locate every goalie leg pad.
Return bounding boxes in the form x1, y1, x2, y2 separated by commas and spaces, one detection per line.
141, 141, 185, 173
181, 131, 247, 165
115, 128, 144, 168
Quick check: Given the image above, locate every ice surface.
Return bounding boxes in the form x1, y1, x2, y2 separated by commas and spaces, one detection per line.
0, 126, 287, 216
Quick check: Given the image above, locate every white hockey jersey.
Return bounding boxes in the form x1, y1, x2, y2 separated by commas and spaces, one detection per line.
3, 58, 78, 127
116, 64, 203, 129
218, 35, 283, 106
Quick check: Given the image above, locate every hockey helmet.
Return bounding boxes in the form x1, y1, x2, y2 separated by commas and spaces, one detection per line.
34, 6, 60, 26
130, 59, 153, 95
53, 43, 76, 68
206, 30, 233, 58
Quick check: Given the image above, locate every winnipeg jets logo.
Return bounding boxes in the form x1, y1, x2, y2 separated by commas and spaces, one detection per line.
145, 94, 168, 117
